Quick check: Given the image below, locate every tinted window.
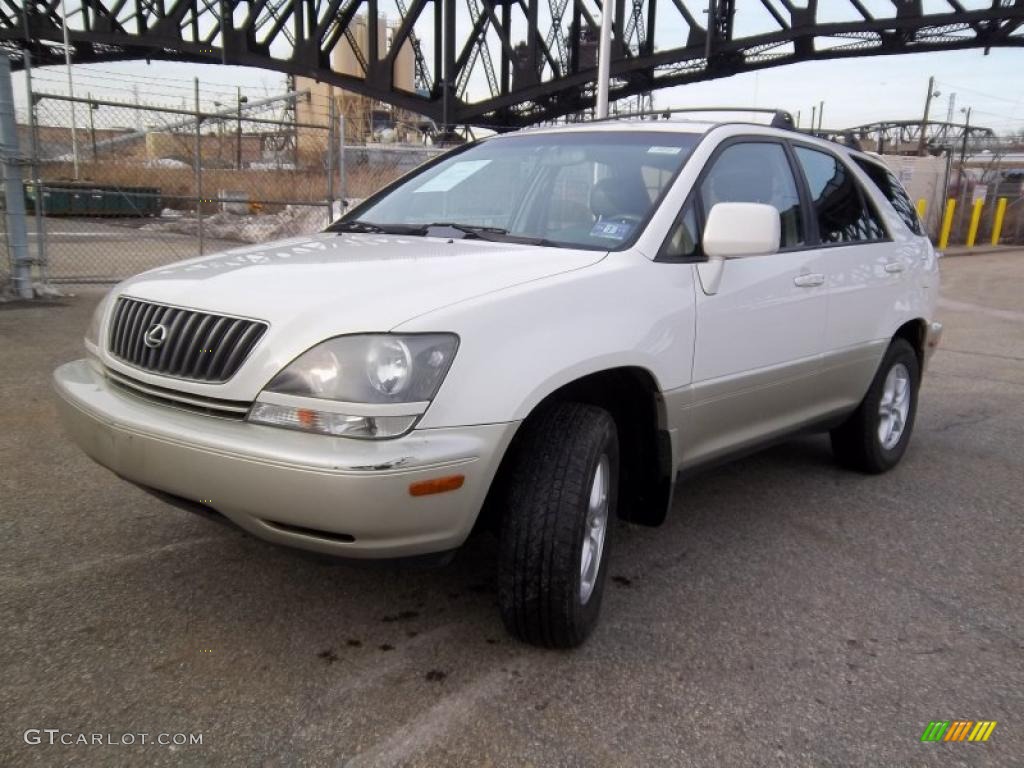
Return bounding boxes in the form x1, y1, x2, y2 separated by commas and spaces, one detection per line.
699, 142, 804, 248
794, 147, 886, 244
854, 159, 924, 236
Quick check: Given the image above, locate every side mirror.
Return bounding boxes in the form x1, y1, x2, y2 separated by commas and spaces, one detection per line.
702, 202, 781, 259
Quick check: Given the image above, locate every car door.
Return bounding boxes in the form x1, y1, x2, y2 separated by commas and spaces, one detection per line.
670, 138, 830, 467
789, 144, 899, 412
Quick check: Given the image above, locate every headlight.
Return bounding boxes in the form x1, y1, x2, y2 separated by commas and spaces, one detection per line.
85, 291, 114, 352
248, 334, 458, 439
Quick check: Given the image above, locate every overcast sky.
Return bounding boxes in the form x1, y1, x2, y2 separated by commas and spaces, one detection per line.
14, 46, 1024, 134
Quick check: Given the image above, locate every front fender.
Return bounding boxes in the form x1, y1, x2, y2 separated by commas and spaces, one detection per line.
396, 251, 697, 429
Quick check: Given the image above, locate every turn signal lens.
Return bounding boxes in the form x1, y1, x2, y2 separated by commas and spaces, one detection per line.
248, 402, 417, 439
409, 475, 465, 497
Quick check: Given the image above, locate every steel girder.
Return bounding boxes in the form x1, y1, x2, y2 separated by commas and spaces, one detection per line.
4, 0, 1024, 128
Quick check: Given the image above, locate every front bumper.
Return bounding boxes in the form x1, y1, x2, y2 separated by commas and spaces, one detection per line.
53, 360, 517, 558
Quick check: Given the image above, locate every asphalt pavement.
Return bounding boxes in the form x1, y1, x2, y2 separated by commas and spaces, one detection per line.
1, 250, 1022, 767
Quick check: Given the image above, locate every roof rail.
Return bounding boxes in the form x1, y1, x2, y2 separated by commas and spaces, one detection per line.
797, 128, 865, 152
589, 106, 796, 129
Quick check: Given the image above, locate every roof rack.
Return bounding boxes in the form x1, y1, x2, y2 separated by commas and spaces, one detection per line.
591, 107, 796, 129
586, 107, 871, 153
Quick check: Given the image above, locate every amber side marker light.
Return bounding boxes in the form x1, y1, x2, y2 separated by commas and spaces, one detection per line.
409, 475, 465, 497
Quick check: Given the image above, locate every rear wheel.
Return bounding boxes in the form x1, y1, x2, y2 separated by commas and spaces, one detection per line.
831, 338, 920, 474
497, 402, 618, 648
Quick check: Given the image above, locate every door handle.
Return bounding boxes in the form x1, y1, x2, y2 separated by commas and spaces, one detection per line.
793, 273, 825, 288
884, 262, 905, 274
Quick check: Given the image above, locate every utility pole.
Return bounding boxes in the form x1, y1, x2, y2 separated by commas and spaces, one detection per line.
810, 105, 816, 134
595, 0, 613, 118
917, 75, 939, 156
817, 100, 824, 132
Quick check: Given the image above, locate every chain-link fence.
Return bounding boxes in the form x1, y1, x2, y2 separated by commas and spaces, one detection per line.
10, 77, 441, 285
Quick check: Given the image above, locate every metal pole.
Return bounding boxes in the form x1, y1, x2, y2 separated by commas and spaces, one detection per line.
24, 51, 48, 281
235, 86, 244, 170
60, 0, 80, 180
956, 107, 971, 199
0, 55, 33, 298
326, 88, 335, 218
810, 105, 816, 134
194, 78, 204, 256
338, 114, 346, 204
938, 147, 954, 240
817, 100, 824, 132
917, 75, 935, 156
88, 94, 97, 161
595, 0, 613, 118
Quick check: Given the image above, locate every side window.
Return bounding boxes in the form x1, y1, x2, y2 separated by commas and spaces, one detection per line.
794, 147, 886, 244
699, 142, 805, 249
854, 159, 924, 236
661, 201, 700, 260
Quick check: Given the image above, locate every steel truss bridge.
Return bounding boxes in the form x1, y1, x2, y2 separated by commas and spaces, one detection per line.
842, 119, 1000, 153
4, 1, 1024, 129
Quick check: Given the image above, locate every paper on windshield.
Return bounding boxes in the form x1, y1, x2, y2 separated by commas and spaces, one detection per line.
413, 160, 492, 193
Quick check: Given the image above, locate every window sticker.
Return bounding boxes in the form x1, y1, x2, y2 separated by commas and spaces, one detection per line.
647, 146, 683, 155
590, 220, 634, 240
413, 160, 492, 193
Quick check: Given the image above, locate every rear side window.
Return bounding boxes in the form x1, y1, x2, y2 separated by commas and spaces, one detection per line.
854, 159, 924, 236
794, 147, 886, 244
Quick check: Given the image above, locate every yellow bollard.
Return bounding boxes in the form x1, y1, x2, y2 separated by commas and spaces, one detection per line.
916, 198, 927, 220
966, 198, 985, 248
938, 198, 956, 250
991, 197, 1008, 246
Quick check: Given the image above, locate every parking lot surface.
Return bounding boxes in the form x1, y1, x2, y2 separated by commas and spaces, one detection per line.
1, 250, 1022, 767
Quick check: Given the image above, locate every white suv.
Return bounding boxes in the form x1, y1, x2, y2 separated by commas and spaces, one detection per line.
54, 114, 942, 648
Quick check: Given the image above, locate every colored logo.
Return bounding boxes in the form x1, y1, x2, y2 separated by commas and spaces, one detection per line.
921, 721, 997, 742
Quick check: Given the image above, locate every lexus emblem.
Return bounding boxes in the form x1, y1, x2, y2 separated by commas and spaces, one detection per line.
143, 323, 168, 349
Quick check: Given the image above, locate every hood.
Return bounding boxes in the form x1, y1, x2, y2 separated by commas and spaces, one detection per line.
121, 232, 605, 330
110, 232, 605, 398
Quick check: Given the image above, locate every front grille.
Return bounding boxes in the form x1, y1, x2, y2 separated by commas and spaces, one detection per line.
106, 368, 251, 420
107, 297, 267, 382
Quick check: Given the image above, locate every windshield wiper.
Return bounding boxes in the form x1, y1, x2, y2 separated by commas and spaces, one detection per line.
419, 223, 561, 247
417, 222, 508, 239
327, 220, 422, 235
330, 219, 562, 247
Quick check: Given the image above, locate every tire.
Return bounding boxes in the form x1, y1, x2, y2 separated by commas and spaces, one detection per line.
830, 338, 920, 474
497, 402, 619, 648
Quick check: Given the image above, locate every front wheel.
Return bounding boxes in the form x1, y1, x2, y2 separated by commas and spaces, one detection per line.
831, 338, 920, 474
497, 402, 618, 648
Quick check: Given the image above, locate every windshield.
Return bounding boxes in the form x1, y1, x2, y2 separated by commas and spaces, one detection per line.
331, 131, 701, 250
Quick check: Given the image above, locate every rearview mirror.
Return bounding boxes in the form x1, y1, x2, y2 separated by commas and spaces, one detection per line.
703, 202, 781, 259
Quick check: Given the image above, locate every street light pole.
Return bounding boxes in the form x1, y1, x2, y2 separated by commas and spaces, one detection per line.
60, 0, 80, 179
595, 0, 613, 119
236, 87, 247, 170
